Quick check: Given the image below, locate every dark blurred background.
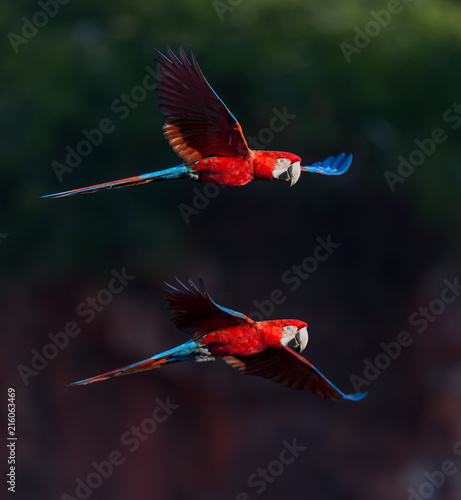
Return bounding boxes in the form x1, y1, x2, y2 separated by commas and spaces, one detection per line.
2, 1, 461, 499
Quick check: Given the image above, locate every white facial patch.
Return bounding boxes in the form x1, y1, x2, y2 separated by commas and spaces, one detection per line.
273, 160, 301, 187
275, 158, 291, 168
273, 158, 291, 180
281, 325, 309, 353
281, 325, 297, 340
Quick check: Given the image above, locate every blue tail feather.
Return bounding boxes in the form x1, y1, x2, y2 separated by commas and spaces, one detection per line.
42, 165, 191, 199
68, 338, 210, 386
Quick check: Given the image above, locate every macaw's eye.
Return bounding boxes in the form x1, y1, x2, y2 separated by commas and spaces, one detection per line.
276, 158, 290, 166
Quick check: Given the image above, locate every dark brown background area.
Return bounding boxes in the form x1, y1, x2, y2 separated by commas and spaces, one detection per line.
2, 1, 461, 499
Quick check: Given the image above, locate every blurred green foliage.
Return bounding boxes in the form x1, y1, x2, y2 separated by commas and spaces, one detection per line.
1, 0, 461, 283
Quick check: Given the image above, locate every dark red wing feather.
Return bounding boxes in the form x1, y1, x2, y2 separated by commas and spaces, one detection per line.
155, 45, 250, 164
165, 278, 253, 340
224, 346, 348, 400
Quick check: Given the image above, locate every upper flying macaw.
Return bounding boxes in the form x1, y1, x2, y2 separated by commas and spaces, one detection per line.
42, 45, 352, 199
70, 278, 366, 401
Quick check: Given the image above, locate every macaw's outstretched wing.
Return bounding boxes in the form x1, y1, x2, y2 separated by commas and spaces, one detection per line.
301, 153, 352, 176
165, 277, 254, 340
155, 45, 250, 164
224, 346, 366, 401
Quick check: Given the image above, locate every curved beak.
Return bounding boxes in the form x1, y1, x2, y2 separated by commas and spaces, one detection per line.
288, 161, 301, 186
285, 326, 309, 353
274, 161, 301, 186
297, 327, 308, 352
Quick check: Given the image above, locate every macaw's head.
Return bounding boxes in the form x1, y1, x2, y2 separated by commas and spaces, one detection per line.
279, 319, 309, 353
252, 151, 302, 186
271, 152, 302, 186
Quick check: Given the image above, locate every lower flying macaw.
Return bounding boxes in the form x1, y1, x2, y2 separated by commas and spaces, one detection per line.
70, 278, 366, 401
42, 45, 352, 199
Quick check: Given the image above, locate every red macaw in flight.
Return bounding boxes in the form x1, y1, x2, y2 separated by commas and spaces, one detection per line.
70, 278, 366, 401
43, 45, 352, 199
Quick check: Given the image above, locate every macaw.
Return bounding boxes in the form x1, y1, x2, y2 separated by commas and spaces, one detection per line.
70, 278, 366, 401
42, 45, 352, 199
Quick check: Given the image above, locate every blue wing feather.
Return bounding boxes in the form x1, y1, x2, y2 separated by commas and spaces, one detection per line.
301, 153, 352, 176
224, 346, 367, 401
307, 360, 367, 401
